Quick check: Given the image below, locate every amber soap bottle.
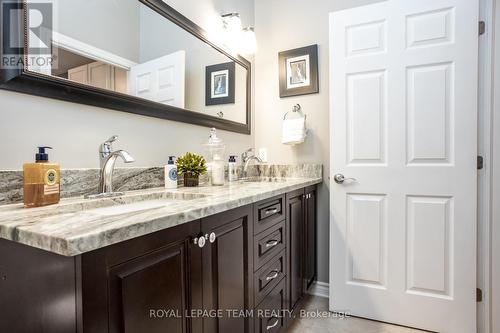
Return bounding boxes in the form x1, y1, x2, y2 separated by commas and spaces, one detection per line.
23, 147, 61, 208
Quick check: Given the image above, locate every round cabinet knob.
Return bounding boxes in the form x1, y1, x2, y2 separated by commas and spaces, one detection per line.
209, 232, 216, 244
194, 236, 206, 248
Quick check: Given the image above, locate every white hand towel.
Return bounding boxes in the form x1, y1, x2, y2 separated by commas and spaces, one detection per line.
282, 116, 306, 145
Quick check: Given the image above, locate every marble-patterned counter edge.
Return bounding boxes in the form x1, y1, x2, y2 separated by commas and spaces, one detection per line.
0, 177, 322, 256
0, 164, 322, 205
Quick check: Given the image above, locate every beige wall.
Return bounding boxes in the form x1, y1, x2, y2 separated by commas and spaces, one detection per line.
0, 0, 254, 170
254, 0, 383, 283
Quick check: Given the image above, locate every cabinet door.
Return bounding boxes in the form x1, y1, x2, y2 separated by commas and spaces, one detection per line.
305, 187, 316, 288
114, 67, 129, 94
108, 240, 198, 333
88, 62, 114, 90
201, 206, 254, 333
68, 64, 88, 84
81, 221, 202, 333
286, 189, 305, 310
0, 239, 77, 333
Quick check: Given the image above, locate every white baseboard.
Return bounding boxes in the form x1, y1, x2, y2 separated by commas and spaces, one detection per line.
307, 281, 329, 298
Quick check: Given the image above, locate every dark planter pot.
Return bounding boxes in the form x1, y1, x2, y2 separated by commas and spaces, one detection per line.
183, 173, 199, 187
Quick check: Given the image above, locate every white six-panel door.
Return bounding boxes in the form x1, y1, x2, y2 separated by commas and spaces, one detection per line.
129, 50, 186, 108
329, 1, 478, 332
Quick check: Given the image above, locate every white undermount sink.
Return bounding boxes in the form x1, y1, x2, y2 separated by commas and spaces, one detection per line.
240, 177, 288, 183
89, 199, 180, 216
83, 192, 208, 216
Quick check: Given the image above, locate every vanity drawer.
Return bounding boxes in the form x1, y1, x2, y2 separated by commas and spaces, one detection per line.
255, 279, 286, 333
254, 251, 286, 305
254, 195, 285, 234
254, 221, 285, 270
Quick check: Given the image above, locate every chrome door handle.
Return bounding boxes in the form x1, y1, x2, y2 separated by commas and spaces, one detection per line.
266, 270, 280, 281
265, 240, 279, 248
265, 208, 278, 215
333, 174, 357, 184
266, 317, 279, 330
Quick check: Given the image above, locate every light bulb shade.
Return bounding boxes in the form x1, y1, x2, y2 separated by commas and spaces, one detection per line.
239, 27, 257, 54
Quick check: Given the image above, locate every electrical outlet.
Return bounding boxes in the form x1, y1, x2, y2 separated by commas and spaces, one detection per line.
258, 148, 268, 162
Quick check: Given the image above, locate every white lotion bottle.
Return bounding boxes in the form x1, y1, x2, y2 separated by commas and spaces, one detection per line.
165, 156, 178, 189
211, 155, 225, 186
228, 155, 238, 182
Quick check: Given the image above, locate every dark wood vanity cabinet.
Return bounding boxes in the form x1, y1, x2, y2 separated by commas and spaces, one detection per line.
286, 186, 317, 311
0, 186, 317, 333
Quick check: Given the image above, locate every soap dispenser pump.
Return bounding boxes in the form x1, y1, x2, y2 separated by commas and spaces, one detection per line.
23, 146, 61, 208
165, 156, 178, 189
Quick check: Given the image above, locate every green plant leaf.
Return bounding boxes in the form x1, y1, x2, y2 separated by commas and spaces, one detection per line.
176, 152, 207, 176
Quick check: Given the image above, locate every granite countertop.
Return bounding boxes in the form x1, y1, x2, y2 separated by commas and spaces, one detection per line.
0, 177, 322, 256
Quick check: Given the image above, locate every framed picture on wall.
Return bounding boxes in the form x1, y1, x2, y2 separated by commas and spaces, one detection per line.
205, 62, 235, 105
278, 44, 319, 98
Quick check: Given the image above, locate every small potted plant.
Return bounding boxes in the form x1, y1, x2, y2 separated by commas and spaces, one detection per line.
176, 152, 207, 187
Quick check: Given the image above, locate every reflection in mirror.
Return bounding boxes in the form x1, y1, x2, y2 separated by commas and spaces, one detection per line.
26, 0, 248, 124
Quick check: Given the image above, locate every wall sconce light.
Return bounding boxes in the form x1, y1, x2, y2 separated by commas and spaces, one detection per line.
221, 13, 257, 55
240, 27, 257, 55
222, 13, 242, 34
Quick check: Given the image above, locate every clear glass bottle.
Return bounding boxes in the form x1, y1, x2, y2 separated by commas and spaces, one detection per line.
204, 128, 226, 186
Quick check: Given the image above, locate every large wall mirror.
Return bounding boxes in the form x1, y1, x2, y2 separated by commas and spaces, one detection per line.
0, 0, 251, 134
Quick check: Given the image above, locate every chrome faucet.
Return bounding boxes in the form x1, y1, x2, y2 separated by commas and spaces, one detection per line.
86, 136, 135, 199
241, 148, 263, 178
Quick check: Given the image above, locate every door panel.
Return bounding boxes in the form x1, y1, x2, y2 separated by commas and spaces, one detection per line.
406, 8, 454, 49
201, 206, 253, 333
329, 0, 478, 332
0, 240, 77, 333
406, 63, 452, 164
68, 64, 88, 85
346, 70, 386, 165
305, 188, 316, 288
129, 50, 185, 108
406, 196, 452, 298
346, 194, 387, 288
88, 62, 113, 90
109, 243, 189, 333
286, 190, 304, 310
81, 221, 201, 333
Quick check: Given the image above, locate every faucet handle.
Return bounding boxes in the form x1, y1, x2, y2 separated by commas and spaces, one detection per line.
105, 135, 118, 145
242, 148, 253, 162
100, 135, 118, 155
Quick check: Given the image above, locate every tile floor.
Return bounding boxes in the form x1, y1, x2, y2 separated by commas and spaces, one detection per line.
286, 296, 427, 333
